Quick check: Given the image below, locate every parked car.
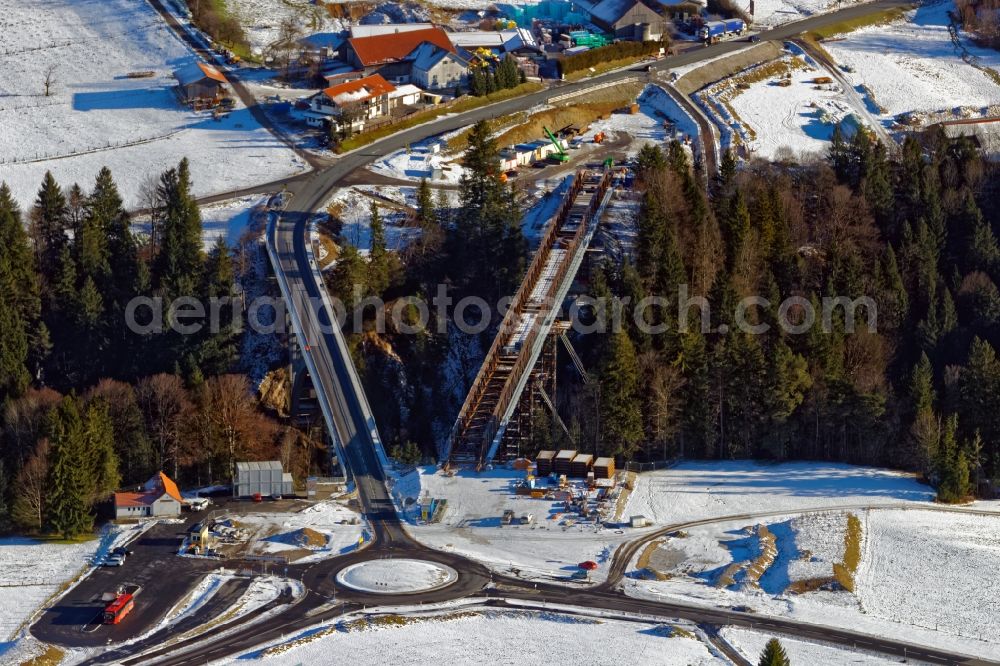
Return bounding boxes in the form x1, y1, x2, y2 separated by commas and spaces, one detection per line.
104, 554, 125, 567
112, 547, 133, 558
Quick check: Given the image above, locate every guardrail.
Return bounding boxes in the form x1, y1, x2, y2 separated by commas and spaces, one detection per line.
263, 215, 352, 480
548, 76, 642, 104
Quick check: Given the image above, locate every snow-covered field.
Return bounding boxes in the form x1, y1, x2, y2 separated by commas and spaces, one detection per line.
824, 1, 1000, 121
392, 466, 643, 582
0, 523, 144, 661
224, 0, 345, 53
241, 610, 723, 665
628, 500, 1000, 660
725, 57, 856, 160
237, 498, 366, 563
855, 509, 1000, 643
745, 0, 874, 28
623, 460, 935, 524
720, 627, 902, 665
0, 0, 306, 210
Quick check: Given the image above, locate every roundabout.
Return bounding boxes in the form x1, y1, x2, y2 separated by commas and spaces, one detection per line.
335, 559, 459, 595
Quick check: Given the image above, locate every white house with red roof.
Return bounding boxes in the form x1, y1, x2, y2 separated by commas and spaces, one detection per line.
114, 471, 184, 519
305, 73, 398, 130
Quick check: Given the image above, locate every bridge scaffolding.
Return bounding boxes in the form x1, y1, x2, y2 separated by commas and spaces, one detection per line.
444, 168, 614, 466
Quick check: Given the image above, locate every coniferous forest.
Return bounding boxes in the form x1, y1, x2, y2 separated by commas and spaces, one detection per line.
3, 120, 1000, 540
0, 160, 316, 537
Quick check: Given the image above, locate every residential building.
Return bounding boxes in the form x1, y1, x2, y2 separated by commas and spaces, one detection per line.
234, 461, 293, 498
305, 73, 397, 129
174, 61, 229, 106
343, 27, 456, 82
114, 471, 183, 519
588, 0, 667, 41
409, 42, 470, 91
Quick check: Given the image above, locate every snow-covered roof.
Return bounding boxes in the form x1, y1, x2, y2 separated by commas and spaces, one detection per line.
389, 84, 423, 99
321, 73, 396, 106
447, 29, 539, 53
175, 61, 228, 87
350, 23, 434, 38
408, 42, 468, 71
590, 0, 655, 25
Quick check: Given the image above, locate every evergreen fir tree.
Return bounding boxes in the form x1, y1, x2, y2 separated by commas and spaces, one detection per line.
32, 171, 69, 280
46, 397, 92, 538
757, 637, 791, 666
599, 329, 643, 458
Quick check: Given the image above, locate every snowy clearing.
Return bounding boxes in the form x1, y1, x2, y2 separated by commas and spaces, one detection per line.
239, 609, 723, 665
237, 498, 366, 563
628, 505, 1000, 661
199, 196, 271, 249
391, 466, 646, 583
623, 460, 935, 524
0, 0, 306, 210
370, 141, 466, 186
824, 1, 1000, 123
223, 0, 346, 53
582, 85, 701, 155
724, 56, 856, 160
324, 186, 422, 255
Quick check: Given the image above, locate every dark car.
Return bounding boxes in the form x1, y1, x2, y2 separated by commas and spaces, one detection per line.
112, 546, 133, 558
748, 35, 760, 43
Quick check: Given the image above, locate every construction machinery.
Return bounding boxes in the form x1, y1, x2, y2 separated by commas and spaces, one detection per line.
543, 126, 570, 163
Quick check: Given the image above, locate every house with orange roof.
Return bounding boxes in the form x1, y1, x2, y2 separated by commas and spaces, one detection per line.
305, 73, 398, 131
343, 27, 456, 82
114, 471, 184, 519
174, 61, 230, 106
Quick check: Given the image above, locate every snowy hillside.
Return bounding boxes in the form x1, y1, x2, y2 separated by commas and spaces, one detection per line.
0, 0, 305, 209
824, 1, 1000, 120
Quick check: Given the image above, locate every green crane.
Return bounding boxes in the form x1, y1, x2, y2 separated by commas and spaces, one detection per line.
543, 126, 570, 163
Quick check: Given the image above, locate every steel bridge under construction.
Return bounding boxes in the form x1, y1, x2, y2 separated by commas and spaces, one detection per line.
444, 168, 614, 467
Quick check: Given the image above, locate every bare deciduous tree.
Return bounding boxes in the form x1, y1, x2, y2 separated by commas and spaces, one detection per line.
136, 374, 192, 479
43, 64, 57, 97
12, 439, 49, 530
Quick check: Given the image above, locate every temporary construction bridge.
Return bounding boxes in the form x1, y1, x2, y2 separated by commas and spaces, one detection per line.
444, 168, 613, 466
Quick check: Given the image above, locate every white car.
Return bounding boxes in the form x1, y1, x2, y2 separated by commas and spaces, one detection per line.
103, 554, 125, 567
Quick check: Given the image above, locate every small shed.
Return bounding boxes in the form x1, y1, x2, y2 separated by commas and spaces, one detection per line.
174, 61, 229, 107
630, 515, 651, 528
536, 450, 557, 476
